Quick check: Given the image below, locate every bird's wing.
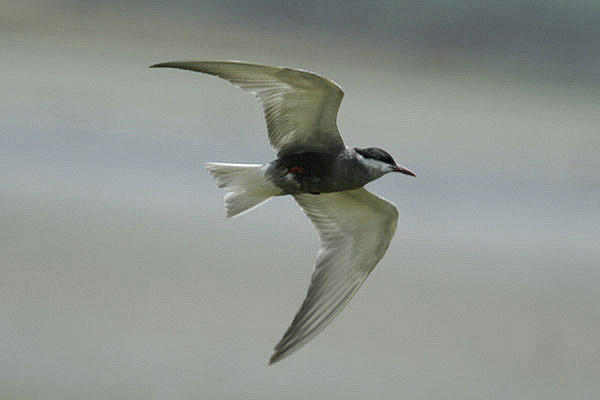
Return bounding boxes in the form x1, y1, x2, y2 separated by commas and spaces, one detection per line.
150, 61, 345, 157
270, 188, 399, 364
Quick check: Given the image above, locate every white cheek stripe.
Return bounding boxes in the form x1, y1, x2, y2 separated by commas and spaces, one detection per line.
359, 155, 390, 173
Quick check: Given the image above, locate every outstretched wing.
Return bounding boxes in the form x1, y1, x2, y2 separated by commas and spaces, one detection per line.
270, 188, 399, 364
151, 61, 345, 157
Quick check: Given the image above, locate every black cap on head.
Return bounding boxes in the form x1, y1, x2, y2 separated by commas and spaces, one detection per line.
355, 147, 396, 166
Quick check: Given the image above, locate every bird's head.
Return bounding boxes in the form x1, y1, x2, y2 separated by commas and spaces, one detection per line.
354, 147, 416, 178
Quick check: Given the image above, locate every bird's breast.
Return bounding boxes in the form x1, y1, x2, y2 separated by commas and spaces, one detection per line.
266, 151, 369, 194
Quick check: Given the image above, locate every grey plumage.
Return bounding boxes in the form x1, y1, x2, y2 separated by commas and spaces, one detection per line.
151, 61, 415, 364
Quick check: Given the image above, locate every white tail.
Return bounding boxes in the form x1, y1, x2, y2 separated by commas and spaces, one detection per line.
204, 162, 282, 218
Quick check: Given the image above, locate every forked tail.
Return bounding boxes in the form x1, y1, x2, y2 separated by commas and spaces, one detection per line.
204, 162, 281, 218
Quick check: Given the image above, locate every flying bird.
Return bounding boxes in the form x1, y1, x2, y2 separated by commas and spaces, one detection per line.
151, 61, 415, 364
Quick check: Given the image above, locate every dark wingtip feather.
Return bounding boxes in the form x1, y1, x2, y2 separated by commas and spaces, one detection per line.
268, 351, 284, 365
149, 62, 181, 69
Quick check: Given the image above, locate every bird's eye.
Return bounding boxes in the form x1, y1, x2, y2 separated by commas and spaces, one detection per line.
377, 154, 393, 165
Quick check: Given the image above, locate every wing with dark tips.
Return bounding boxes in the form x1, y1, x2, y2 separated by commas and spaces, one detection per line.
270, 188, 398, 364
151, 61, 345, 157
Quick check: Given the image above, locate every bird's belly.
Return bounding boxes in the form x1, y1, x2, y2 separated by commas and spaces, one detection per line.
266, 161, 367, 195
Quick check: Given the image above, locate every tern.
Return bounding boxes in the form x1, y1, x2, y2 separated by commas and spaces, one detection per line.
151, 61, 415, 364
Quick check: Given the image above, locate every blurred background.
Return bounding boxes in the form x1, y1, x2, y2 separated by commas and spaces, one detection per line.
2, 1, 599, 399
